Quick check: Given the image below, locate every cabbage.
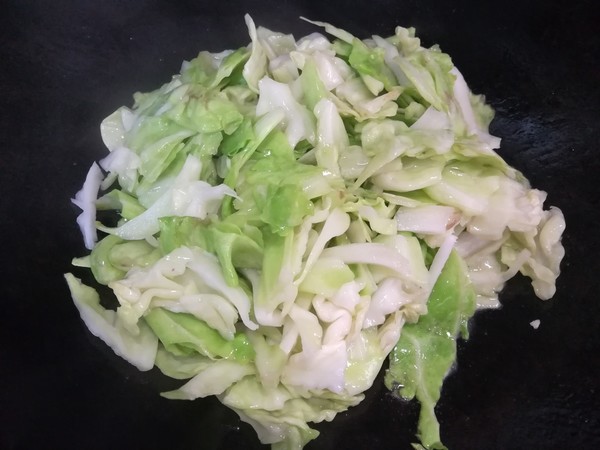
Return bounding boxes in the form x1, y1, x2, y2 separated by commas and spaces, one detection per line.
385, 251, 476, 449
64, 274, 158, 371
66, 15, 565, 450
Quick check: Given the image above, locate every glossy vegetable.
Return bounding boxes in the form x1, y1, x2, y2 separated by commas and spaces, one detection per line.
66, 16, 565, 449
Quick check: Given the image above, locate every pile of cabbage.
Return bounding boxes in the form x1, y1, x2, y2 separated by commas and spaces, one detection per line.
66, 16, 565, 450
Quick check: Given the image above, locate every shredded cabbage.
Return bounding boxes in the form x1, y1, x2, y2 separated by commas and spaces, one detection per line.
66, 15, 565, 450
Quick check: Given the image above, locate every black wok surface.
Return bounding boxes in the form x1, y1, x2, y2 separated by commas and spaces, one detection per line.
1, 1, 599, 449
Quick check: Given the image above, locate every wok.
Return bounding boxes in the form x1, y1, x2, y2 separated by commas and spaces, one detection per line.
1, 0, 599, 449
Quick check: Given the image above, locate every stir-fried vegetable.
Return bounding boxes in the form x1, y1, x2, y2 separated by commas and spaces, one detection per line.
66, 16, 565, 449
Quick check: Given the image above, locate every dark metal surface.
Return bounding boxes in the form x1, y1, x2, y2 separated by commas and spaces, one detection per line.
1, 1, 599, 449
